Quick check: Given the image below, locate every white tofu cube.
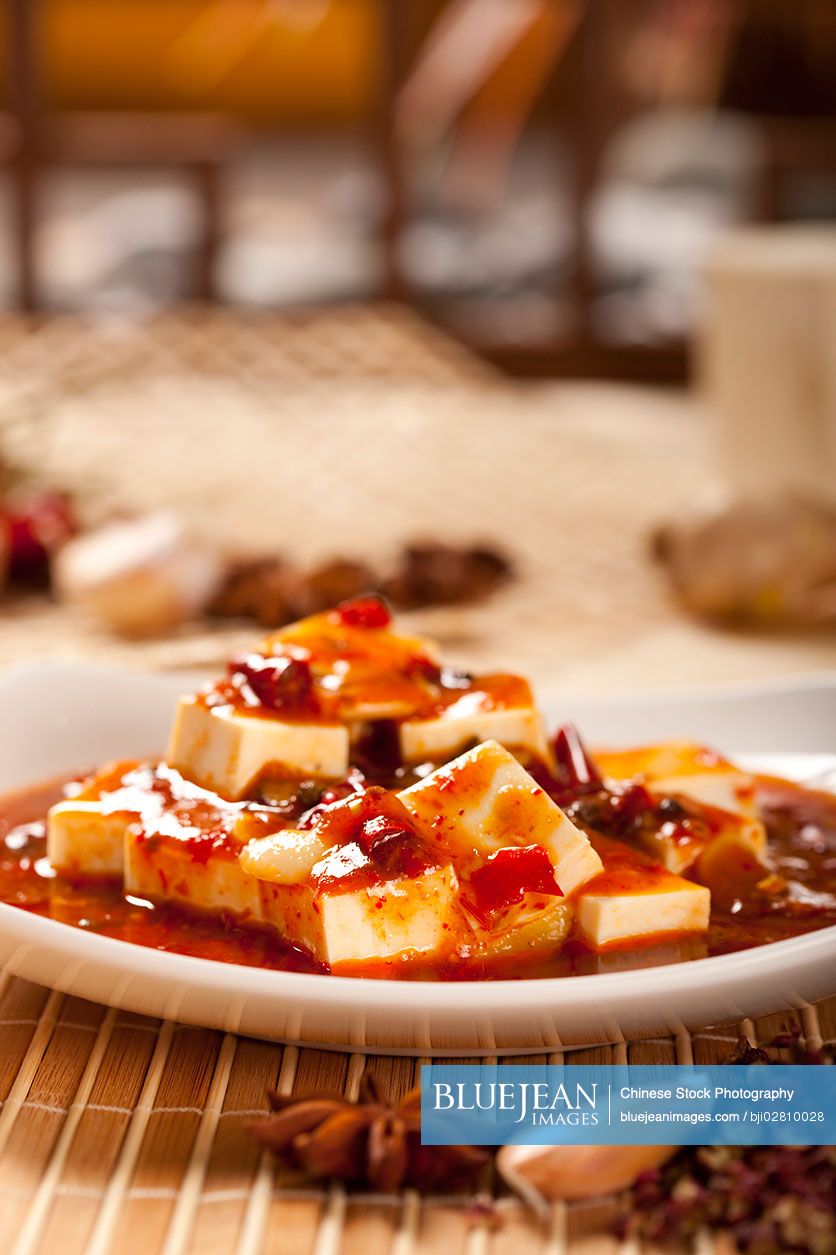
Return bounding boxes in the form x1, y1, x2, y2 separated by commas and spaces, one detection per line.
398, 740, 602, 896
576, 840, 710, 950
649, 770, 761, 826
594, 744, 766, 877
268, 609, 439, 722
399, 694, 549, 764
125, 828, 263, 922
167, 696, 350, 800
646, 771, 767, 875
46, 761, 158, 877
48, 761, 266, 922
319, 865, 460, 970
594, 741, 732, 783
47, 800, 131, 877
254, 857, 461, 971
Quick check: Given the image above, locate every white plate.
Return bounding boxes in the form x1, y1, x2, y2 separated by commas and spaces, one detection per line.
0, 662, 834, 1056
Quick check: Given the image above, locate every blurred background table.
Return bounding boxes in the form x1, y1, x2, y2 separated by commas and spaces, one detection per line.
0, 304, 832, 692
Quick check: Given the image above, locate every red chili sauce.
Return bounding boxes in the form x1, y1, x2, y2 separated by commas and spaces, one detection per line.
0, 773, 834, 981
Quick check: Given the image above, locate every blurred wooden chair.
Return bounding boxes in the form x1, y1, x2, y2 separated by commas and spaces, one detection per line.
378, 0, 689, 382
378, 0, 835, 383
5, 0, 247, 310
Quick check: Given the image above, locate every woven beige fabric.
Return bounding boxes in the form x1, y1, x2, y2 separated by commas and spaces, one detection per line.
0, 307, 832, 692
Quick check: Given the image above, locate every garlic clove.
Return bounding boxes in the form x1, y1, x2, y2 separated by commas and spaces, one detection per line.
497, 1143, 675, 1211
53, 512, 224, 637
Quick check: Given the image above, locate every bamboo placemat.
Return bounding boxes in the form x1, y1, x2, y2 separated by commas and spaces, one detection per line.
0, 306, 833, 1252
0, 970, 832, 1255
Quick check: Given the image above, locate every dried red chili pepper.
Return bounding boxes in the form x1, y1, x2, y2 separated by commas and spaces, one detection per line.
230, 652, 317, 714
335, 594, 392, 629
553, 725, 603, 795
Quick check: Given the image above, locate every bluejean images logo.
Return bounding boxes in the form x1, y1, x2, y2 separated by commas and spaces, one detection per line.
432, 1077, 600, 1128
421, 1065, 836, 1148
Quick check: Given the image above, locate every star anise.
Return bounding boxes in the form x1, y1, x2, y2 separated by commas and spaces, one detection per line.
724, 1028, 835, 1066
723, 1036, 772, 1065
250, 1072, 490, 1192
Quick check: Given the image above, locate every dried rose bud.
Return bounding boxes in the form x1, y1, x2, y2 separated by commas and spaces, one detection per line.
4, 490, 76, 582
303, 559, 380, 612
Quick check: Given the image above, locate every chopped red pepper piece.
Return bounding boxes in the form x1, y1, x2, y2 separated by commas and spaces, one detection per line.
335, 594, 392, 629
468, 844, 562, 921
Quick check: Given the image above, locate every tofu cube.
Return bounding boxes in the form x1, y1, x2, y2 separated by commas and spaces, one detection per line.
46, 761, 155, 877
399, 690, 549, 764
47, 800, 131, 877
317, 865, 460, 971
239, 785, 467, 971
593, 744, 766, 877
594, 741, 732, 783
124, 827, 263, 922
646, 771, 767, 876
268, 610, 440, 722
576, 838, 710, 950
48, 761, 268, 922
167, 695, 350, 800
649, 770, 761, 827
397, 739, 602, 896
249, 851, 461, 971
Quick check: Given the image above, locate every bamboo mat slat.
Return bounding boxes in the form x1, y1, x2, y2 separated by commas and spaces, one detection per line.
0, 307, 833, 1252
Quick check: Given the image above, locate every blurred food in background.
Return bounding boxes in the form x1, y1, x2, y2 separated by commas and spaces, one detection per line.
654, 499, 836, 629
211, 541, 513, 627
53, 511, 225, 636
1, 0, 833, 380
0, 488, 75, 587
1, 457, 515, 637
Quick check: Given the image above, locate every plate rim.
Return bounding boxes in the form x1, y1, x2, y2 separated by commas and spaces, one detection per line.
1, 896, 835, 1011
